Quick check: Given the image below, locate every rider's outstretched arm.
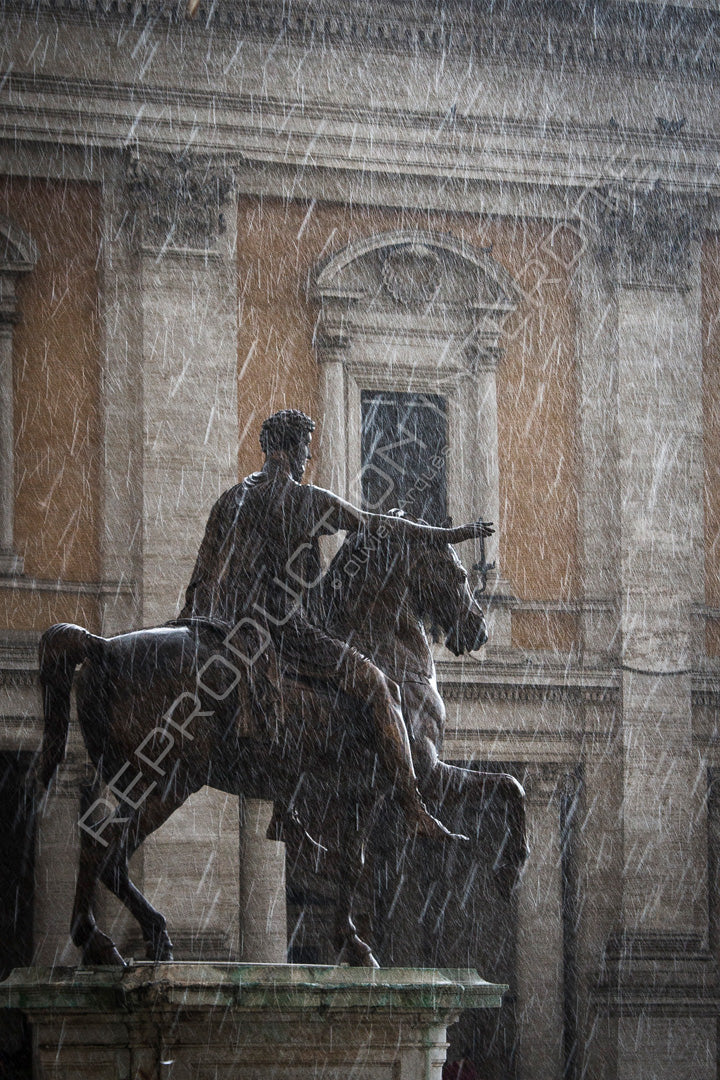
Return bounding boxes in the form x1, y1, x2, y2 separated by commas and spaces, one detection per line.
307, 485, 493, 543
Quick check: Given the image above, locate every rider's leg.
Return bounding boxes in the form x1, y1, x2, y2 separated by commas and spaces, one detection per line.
341, 653, 467, 841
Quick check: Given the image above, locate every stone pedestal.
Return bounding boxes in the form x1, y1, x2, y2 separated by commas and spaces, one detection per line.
31, 749, 84, 968
1, 963, 506, 1080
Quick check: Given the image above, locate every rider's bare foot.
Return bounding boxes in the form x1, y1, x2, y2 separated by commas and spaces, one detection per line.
404, 794, 469, 841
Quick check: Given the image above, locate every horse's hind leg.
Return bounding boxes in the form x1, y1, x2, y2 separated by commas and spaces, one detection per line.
97, 789, 190, 962
331, 804, 380, 969
72, 785, 185, 965
71, 785, 131, 966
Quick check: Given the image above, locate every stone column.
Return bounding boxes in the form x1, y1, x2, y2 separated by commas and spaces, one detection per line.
465, 349, 514, 644
238, 797, 287, 962
124, 152, 242, 961
95, 159, 144, 636
32, 747, 84, 967
315, 334, 348, 497
515, 764, 566, 1080
597, 184, 716, 1077
572, 217, 620, 656
0, 218, 37, 577
127, 152, 238, 628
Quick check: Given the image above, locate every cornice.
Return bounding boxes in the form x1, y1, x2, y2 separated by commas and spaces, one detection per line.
4, 73, 720, 156
3, 73, 720, 195
4, 2, 719, 80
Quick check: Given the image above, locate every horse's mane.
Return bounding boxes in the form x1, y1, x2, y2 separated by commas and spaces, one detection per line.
316, 514, 432, 631
326, 529, 402, 607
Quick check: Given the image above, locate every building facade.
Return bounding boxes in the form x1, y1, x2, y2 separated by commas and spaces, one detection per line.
1, 1, 719, 1076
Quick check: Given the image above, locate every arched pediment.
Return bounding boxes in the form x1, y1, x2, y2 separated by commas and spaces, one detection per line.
315, 229, 519, 314
0, 216, 38, 274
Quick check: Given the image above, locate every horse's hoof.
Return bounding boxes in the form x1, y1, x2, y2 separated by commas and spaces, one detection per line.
82, 931, 126, 967
338, 934, 380, 969
146, 932, 174, 962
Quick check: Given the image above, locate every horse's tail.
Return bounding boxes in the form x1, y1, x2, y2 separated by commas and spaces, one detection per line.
35, 623, 104, 789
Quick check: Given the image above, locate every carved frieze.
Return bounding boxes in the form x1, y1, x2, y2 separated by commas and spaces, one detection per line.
7, 1, 719, 80
595, 182, 705, 288
127, 153, 233, 252
380, 244, 445, 306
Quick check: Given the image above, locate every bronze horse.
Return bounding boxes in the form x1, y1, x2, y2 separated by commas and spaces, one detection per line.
33, 528, 526, 968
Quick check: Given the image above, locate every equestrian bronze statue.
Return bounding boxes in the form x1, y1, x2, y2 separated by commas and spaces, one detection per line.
32, 410, 527, 968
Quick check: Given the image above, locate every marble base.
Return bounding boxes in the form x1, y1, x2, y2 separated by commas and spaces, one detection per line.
1, 963, 506, 1080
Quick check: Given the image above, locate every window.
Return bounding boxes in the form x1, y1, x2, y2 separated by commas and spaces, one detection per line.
361, 390, 448, 525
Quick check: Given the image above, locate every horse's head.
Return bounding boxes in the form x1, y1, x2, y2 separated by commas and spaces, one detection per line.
406, 536, 489, 655
325, 516, 488, 655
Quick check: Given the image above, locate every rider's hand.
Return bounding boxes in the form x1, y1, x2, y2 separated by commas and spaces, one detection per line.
467, 520, 494, 538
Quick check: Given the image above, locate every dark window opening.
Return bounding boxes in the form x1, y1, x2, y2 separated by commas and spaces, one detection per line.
361, 390, 448, 526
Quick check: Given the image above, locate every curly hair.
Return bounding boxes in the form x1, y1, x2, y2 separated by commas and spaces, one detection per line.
259, 409, 316, 454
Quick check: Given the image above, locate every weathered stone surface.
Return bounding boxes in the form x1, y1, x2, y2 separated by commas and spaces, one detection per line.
2, 964, 506, 1080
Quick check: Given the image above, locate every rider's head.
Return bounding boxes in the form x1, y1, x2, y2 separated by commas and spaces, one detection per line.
260, 410, 316, 481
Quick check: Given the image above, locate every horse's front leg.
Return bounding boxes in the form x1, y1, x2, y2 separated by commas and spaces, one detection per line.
400, 681, 529, 888
434, 762, 529, 891
331, 807, 379, 969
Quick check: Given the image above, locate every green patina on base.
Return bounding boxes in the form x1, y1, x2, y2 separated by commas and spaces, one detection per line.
2, 963, 506, 1014
2, 965, 506, 1079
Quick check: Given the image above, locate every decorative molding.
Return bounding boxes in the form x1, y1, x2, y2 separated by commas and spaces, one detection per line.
693, 689, 720, 709
440, 680, 619, 705
0, 671, 38, 688
519, 762, 580, 804
0, 576, 135, 595
380, 245, 443, 307
315, 230, 520, 371
317, 230, 517, 306
595, 182, 706, 288
0, 215, 37, 326
596, 932, 719, 1016
5, 1, 719, 80
126, 152, 233, 252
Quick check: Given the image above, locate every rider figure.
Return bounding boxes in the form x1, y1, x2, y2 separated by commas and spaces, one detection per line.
180, 409, 492, 840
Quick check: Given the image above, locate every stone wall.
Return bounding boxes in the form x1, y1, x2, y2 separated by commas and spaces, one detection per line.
1, 1, 719, 1077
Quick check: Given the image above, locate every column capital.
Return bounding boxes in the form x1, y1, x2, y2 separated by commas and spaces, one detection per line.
593, 181, 706, 289
126, 151, 234, 254
0, 275, 21, 327
522, 762, 578, 806
464, 339, 503, 373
